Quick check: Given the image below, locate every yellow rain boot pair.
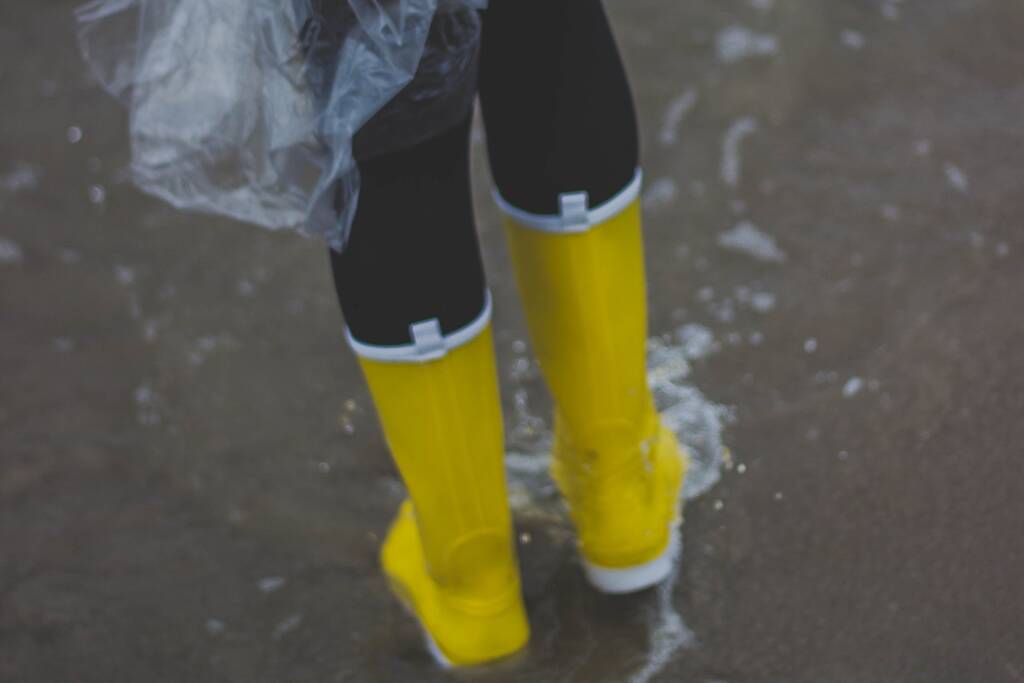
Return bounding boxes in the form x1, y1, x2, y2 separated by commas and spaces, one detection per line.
497, 175, 691, 593
356, 174, 687, 667
357, 319, 529, 667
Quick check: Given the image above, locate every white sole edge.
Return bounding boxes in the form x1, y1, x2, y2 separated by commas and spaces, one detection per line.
422, 630, 453, 669
387, 581, 453, 669
581, 531, 681, 594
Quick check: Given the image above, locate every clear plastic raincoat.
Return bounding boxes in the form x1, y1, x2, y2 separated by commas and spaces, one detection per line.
76, 0, 487, 249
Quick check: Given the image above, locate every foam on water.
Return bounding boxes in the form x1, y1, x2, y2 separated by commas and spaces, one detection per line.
272, 613, 303, 640
840, 29, 866, 50
659, 88, 699, 147
721, 118, 759, 187
187, 334, 239, 368
715, 26, 779, 64
734, 286, 778, 314
718, 221, 787, 263
627, 539, 696, 683
258, 576, 287, 593
642, 178, 679, 211
88, 184, 107, 205
674, 323, 717, 360
504, 329, 732, 681
134, 381, 164, 426
114, 265, 137, 285
205, 618, 226, 636
0, 163, 40, 194
0, 239, 24, 265
943, 162, 969, 193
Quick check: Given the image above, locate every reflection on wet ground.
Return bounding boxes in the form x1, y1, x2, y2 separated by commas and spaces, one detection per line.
3, 0, 1024, 681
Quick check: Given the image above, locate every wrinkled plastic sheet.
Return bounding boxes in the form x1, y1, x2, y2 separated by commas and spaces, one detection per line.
77, 0, 485, 249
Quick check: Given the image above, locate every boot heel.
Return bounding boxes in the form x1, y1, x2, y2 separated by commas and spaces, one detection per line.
582, 532, 680, 594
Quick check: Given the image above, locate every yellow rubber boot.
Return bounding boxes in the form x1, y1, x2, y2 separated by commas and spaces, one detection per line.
358, 324, 529, 666
499, 186, 690, 593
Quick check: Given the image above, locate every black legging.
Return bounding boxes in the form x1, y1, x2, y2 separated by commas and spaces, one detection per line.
330, 0, 639, 348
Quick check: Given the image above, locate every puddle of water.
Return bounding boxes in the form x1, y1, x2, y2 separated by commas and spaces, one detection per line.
504, 327, 732, 682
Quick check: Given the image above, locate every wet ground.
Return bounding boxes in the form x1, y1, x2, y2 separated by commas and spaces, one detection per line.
3, 0, 1024, 681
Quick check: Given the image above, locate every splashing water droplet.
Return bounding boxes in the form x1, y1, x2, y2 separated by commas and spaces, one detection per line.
842, 377, 864, 398
258, 576, 287, 593
840, 29, 866, 50
272, 613, 303, 639
0, 239, 24, 265
943, 162, 969, 193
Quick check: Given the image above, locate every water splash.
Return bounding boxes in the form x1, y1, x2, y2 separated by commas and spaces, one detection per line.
507, 330, 729, 506
649, 334, 733, 500
504, 330, 732, 681
627, 539, 695, 683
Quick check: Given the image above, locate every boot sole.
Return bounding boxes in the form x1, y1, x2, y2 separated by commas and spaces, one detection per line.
581, 531, 680, 594
386, 576, 455, 668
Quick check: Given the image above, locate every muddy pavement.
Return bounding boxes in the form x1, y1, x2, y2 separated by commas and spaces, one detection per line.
2, 0, 1024, 681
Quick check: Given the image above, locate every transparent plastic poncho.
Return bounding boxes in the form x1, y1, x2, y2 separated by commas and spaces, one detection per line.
76, 0, 486, 249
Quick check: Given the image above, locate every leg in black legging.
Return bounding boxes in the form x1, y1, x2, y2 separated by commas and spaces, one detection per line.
479, 0, 639, 213
478, 1, 685, 597
331, 0, 638, 346
328, 43, 529, 665
329, 115, 486, 350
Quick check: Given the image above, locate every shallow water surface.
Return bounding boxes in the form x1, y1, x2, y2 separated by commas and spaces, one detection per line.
2, 0, 1024, 681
